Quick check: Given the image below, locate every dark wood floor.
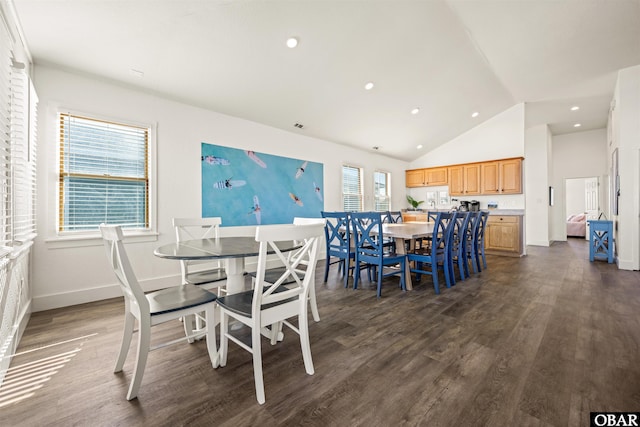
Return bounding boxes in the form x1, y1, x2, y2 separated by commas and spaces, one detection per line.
2, 239, 640, 426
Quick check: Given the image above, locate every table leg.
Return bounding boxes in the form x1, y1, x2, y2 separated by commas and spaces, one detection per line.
224, 258, 246, 294
395, 237, 413, 291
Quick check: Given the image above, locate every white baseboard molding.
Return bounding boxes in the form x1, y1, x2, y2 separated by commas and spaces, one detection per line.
32, 274, 182, 312
527, 240, 551, 247
30, 255, 290, 312
616, 258, 635, 270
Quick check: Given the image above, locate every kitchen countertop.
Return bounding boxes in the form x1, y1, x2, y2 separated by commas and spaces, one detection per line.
486, 209, 524, 215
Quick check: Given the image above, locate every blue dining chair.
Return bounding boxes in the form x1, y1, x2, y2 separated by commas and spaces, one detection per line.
475, 211, 489, 271
464, 212, 481, 274
448, 211, 471, 284
408, 212, 457, 294
321, 211, 354, 288
384, 211, 403, 224
350, 212, 406, 298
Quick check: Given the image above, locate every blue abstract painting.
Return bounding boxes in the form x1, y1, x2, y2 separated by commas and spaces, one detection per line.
201, 142, 324, 226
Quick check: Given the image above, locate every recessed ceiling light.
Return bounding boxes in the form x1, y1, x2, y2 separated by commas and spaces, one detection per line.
471, 112, 479, 118
364, 82, 374, 90
417, 144, 423, 149
286, 37, 298, 48
571, 106, 580, 111
574, 123, 582, 128
411, 108, 420, 115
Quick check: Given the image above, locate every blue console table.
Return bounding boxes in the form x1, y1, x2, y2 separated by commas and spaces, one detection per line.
588, 220, 614, 263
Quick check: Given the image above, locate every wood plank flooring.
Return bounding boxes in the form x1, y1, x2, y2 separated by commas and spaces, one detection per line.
2, 239, 640, 426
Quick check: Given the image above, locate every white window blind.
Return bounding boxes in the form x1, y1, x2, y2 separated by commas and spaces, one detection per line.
58, 114, 150, 231
342, 164, 363, 212
373, 170, 390, 211
10, 67, 37, 243
0, 22, 11, 248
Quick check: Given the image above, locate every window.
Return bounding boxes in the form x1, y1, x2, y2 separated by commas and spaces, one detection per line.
373, 170, 390, 211
342, 164, 363, 212
58, 113, 151, 232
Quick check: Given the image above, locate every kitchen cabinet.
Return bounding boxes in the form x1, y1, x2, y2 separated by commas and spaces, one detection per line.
449, 163, 480, 196
484, 215, 521, 255
405, 167, 448, 187
480, 158, 522, 194
406, 169, 425, 187
402, 212, 429, 222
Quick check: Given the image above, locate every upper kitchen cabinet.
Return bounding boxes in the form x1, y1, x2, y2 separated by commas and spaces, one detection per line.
406, 169, 425, 187
405, 167, 448, 187
480, 158, 522, 194
449, 163, 481, 196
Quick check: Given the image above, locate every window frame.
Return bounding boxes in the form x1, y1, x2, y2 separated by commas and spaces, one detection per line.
342, 164, 363, 212
50, 109, 157, 247
373, 170, 391, 212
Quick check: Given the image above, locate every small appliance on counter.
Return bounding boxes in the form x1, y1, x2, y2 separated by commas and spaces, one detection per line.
458, 200, 480, 212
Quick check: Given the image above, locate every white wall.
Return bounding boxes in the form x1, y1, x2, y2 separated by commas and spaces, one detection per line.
550, 129, 608, 242
407, 103, 526, 211
32, 65, 409, 311
524, 123, 552, 246
610, 65, 640, 270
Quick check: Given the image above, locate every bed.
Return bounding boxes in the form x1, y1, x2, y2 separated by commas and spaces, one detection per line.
566, 213, 587, 237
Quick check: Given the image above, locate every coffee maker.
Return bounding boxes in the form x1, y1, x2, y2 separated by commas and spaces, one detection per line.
458, 200, 480, 211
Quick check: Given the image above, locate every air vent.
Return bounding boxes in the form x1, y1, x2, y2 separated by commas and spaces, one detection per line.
294, 123, 304, 129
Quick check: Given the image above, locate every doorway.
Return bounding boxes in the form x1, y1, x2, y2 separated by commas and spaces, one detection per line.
565, 177, 599, 240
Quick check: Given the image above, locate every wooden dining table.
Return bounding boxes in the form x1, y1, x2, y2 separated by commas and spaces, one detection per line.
381, 221, 435, 290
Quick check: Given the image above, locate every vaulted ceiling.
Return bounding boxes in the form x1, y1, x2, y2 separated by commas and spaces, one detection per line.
12, 0, 640, 161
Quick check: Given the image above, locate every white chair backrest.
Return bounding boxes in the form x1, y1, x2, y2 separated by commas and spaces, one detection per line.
173, 217, 223, 275
252, 223, 323, 317
100, 224, 149, 315
173, 217, 222, 242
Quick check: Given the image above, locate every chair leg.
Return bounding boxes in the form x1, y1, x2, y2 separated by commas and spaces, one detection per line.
114, 312, 135, 373
353, 259, 360, 290
183, 314, 196, 343
432, 267, 440, 294
308, 279, 320, 322
480, 245, 487, 269
323, 256, 330, 283
376, 264, 383, 298
298, 302, 315, 375
399, 260, 406, 291
343, 259, 350, 288
219, 311, 229, 367
252, 325, 266, 404
205, 305, 219, 368
127, 317, 151, 401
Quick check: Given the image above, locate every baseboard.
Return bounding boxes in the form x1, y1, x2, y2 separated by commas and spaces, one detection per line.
616, 258, 635, 270
32, 274, 181, 312
527, 240, 551, 247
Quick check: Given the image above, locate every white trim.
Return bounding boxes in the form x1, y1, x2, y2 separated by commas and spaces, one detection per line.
44, 230, 158, 249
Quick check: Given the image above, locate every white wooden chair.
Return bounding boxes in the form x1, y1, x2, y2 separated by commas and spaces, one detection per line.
100, 224, 218, 400
172, 217, 227, 292
173, 217, 227, 340
217, 223, 323, 404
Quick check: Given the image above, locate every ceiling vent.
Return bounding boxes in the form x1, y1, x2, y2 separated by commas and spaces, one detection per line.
293, 123, 304, 129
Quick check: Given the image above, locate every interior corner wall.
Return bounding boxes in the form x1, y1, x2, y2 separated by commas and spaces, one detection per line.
407, 103, 526, 210
32, 65, 410, 311
550, 129, 608, 242
410, 103, 525, 168
524, 123, 551, 246
610, 65, 640, 270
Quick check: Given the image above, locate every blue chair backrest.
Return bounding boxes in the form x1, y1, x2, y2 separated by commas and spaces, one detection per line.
427, 211, 439, 222
432, 212, 457, 255
384, 211, 403, 223
321, 211, 350, 255
450, 211, 471, 253
476, 211, 489, 242
466, 212, 481, 246
350, 212, 384, 257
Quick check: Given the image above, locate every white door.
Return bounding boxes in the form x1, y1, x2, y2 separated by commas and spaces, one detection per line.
584, 177, 599, 240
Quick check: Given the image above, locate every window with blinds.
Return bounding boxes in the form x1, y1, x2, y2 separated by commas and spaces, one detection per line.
58, 113, 150, 232
342, 164, 363, 212
11, 68, 37, 243
373, 170, 390, 211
